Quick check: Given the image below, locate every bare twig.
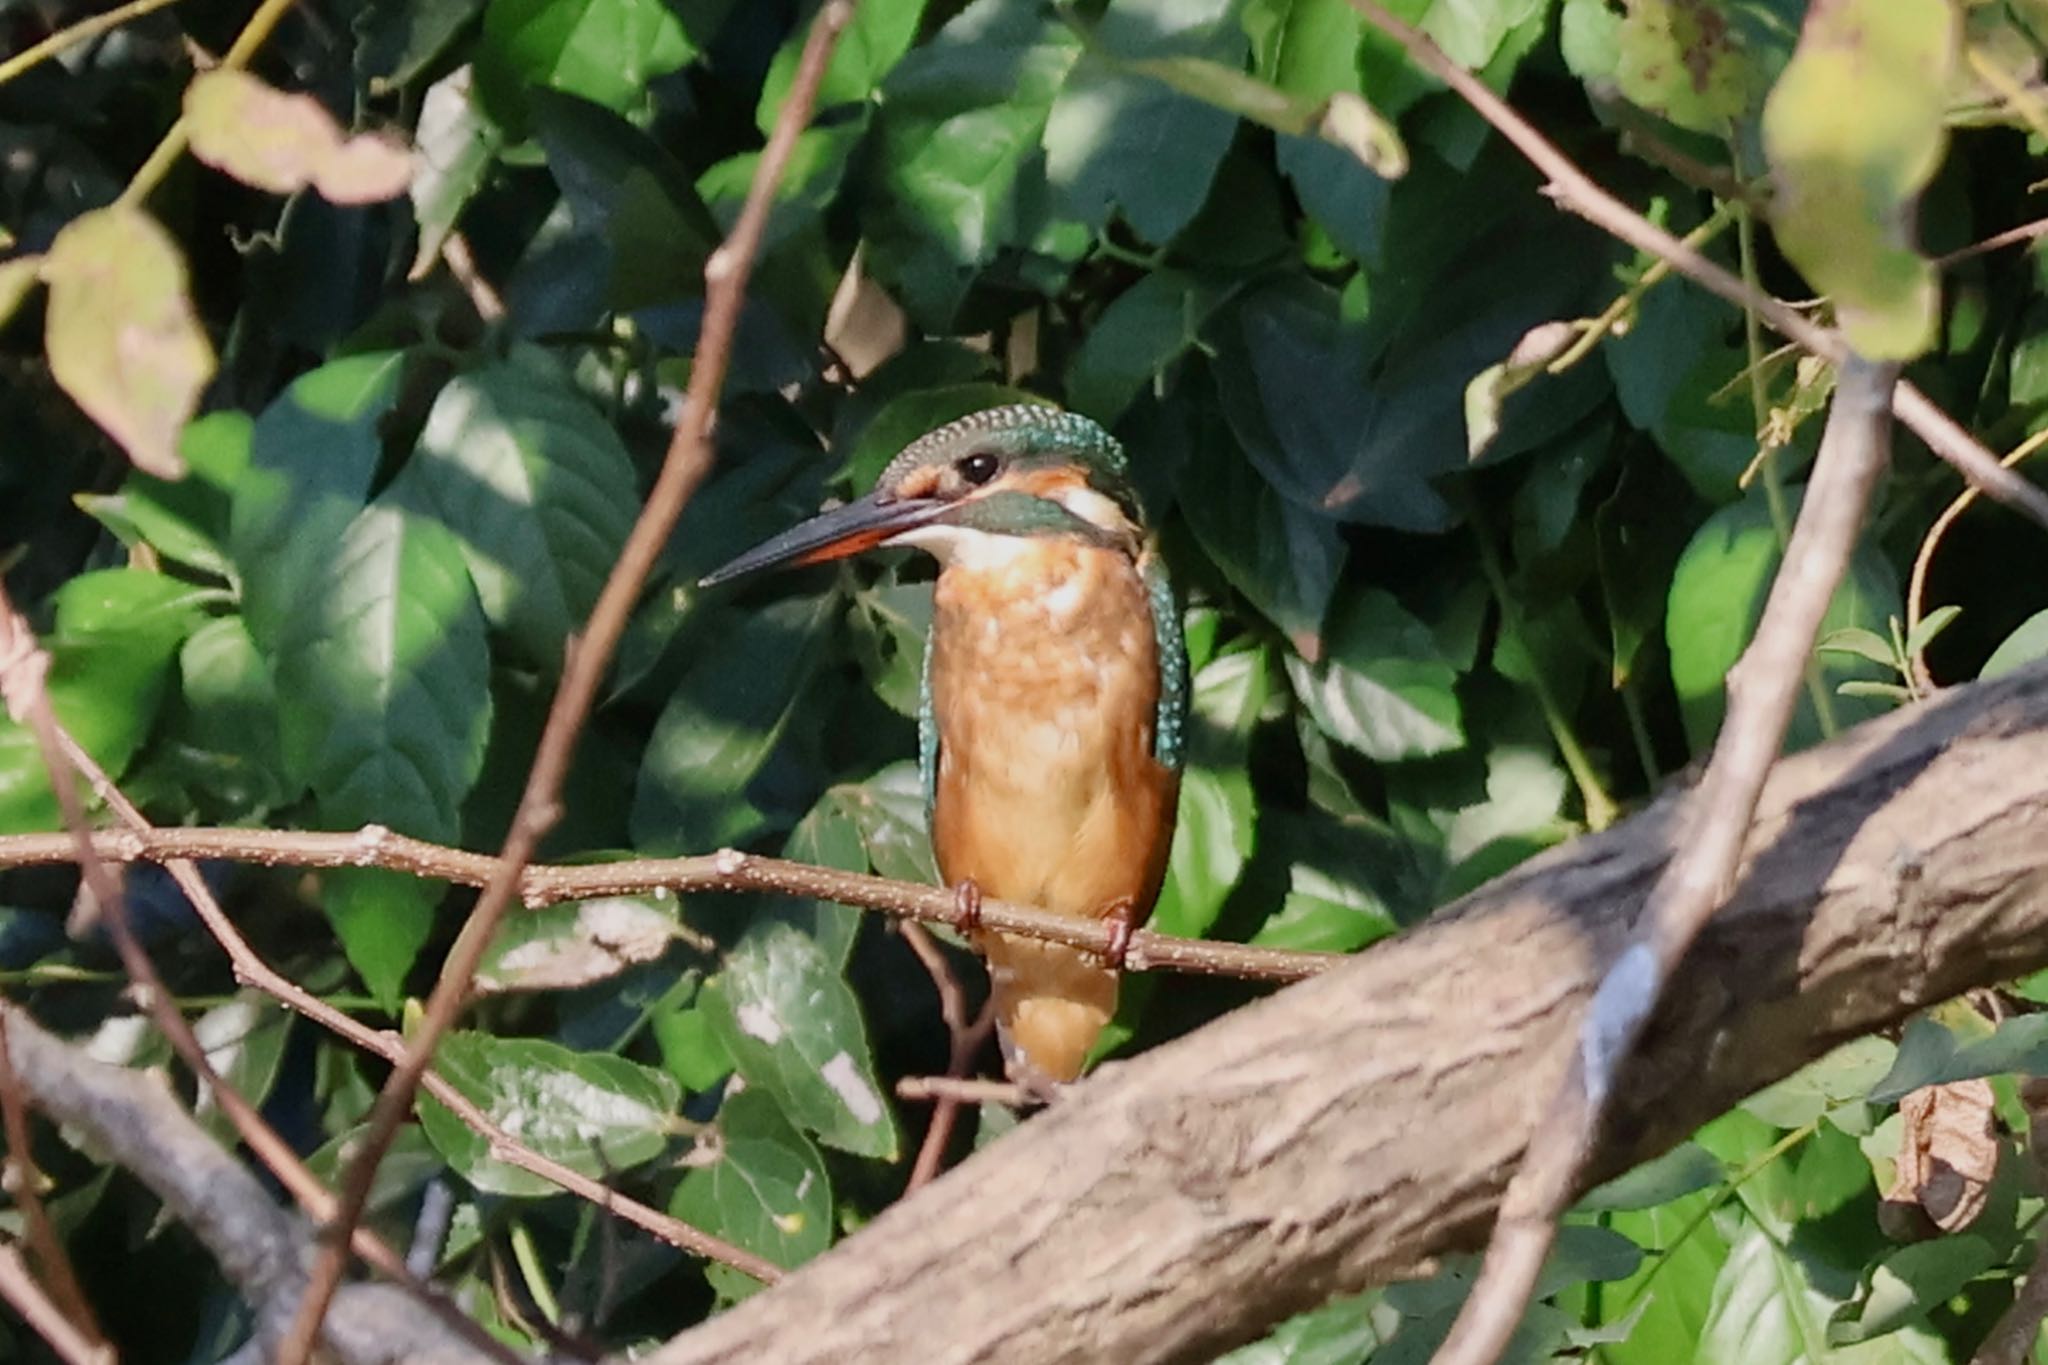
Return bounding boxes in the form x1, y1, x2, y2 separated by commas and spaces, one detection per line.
0, 1242, 109, 1365
896, 923, 997, 1192
1906, 426, 2048, 693
1344, 0, 2048, 536
281, 5, 862, 1354
0, 1004, 497, 1365
0, 830, 1340, 983
1937, 215, 2048, 267
1434, 358, 1901, 1365
0, 1012, 105, 1351
895, 1076, 1028, 1107
0, 0, 192, 89
0, 587, 521, 1364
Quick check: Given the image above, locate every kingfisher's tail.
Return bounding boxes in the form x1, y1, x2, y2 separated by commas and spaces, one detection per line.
979, 931, 1118, 1092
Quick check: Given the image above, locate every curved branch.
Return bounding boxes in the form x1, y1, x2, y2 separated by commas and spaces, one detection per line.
644, 661, 2048, 1364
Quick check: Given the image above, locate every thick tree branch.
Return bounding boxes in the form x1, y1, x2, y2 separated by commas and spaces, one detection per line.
0, 1004, 496, 1365
643, 661, 2048, 1364
1439, 354, 1900, 1365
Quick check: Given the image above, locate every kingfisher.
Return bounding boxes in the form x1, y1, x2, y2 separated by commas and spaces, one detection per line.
702, 404, 1186, 1093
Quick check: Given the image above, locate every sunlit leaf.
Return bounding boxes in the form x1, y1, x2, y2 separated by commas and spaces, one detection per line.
706, 921, 899, 1160
478, 893, 683, 993
419, 1032, 682, 1197
670, 1088, 832, 1302
42, 206, 213, 478
1286, 589, 1464, 762
386, 350, 638, 669
410, 66, 504, 277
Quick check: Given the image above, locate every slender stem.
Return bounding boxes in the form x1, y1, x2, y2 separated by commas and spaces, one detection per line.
1905, 425, 2048, 693
1545, 206, 1736, 376
1733, 164, 1837, 738
0, 0, 190, 88
1467, 500, 1618, 831
277, 8, 862, 1356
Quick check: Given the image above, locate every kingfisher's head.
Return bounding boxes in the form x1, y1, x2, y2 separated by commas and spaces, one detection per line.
700, 405, 1145, 586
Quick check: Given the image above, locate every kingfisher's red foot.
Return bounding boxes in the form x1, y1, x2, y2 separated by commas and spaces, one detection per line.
1101, 897, 1138, 971
952, 878, 984, 934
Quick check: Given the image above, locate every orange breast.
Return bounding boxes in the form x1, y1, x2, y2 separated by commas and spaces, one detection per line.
926, 541, 1179, 1086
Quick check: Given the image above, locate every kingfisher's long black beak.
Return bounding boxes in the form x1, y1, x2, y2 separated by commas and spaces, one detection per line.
698, 490, 947, 588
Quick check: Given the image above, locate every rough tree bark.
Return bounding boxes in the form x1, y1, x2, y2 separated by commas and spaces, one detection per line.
649, 661, 2048, 1365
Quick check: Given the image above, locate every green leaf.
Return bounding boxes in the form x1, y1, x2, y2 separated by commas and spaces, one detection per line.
1248, 812, 1407, 954
176, 615, 286, 804
1215, 1291, 1383, 1364
325, 868, 439, 1008
274, 497, 493, 844
1833, 1237, 2000, 1345
1286, 589, 1464, 762
1042, 0, 1243, 243
410, 66, 505, 277
1742, 1035, 1897, 1128
755, 0, 927, 131
840, 384, 1052, 493
0, 570, 211, 832
230, 351, 409, 655
1816, 627, 1899, 670
419, 1032, 683, 1197
1150, 766, 1255, 940
1665, 489, 1901, 754
1580, 1141, 1726, 1212
1903, 604, 1961, 659
528, 90, 719, 311
41, 205, 213, 478
1177, 398, 1346, 659
630, 593, 834, 854
1067, 271, 1234, 424
1868, 1014, 2048, 1106
386, 351, 638, 669
653, 1003, 733, 1093
1982, 608, 2048, 679
193, 998, 291, 1143
867, 0, 1082, 324
706, 921, 899, 1159
669, 1088, 833, 1302
1762, 0, 1956, 359
78, 412, 252, 581
479, 0, 695, 118
477, 894, 682, 993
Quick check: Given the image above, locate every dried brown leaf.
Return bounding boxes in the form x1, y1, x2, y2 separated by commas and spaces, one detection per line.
1884, 1078, 2000, 1236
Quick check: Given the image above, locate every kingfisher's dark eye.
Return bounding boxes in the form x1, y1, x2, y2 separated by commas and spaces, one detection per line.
956, 452, 1000, 485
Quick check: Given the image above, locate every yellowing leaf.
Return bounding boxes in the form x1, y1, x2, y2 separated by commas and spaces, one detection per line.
1615, 0, 1749, 132
43, 207, 213, 478
1763, 0, 1957, 360
185, 69, 413, 205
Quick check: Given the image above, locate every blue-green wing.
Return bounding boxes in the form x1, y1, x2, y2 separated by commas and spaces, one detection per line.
1142, 548, 1188, 771
919, 625, 940, 826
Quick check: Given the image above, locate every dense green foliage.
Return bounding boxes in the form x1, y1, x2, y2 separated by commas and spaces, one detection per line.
6, 0, 2048, 1359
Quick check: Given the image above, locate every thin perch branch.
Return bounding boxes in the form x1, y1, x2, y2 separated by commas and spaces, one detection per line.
0, 830, 1339, 982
